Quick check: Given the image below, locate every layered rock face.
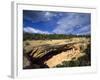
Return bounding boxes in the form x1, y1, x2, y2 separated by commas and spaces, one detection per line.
23, 38, 90, 69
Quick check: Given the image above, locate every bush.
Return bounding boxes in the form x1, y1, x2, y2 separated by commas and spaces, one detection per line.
25, 41, 30, 46
55, 54, 90, 68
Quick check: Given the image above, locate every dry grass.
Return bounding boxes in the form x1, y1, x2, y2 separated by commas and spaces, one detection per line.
24, 37, 89, 46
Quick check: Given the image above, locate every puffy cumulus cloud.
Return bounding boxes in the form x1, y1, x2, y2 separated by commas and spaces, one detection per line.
53, 13, 91, 35
24, 27, 50, 34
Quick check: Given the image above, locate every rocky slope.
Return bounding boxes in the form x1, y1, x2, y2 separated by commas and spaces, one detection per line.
23, 38, 90, 69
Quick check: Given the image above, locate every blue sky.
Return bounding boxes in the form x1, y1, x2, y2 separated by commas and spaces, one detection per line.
23, 10, 91, 35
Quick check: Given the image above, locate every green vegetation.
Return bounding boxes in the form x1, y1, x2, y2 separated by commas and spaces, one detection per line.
25, 41, 30, 46
55, 56, 90, 67
23, 32, 90, 41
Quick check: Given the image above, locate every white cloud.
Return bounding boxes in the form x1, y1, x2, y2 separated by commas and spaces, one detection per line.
76, 25, 90, 35
53, 13, 90, 35
43, 11, 57, 21
24, 27, 50, 34
78, 25, 90, 33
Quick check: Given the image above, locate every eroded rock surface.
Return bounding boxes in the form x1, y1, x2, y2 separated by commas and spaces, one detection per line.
23, 39, 90, 69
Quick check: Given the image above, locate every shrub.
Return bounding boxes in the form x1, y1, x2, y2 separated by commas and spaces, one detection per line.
25, 41, 30, 46
55, 54, 90, 68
